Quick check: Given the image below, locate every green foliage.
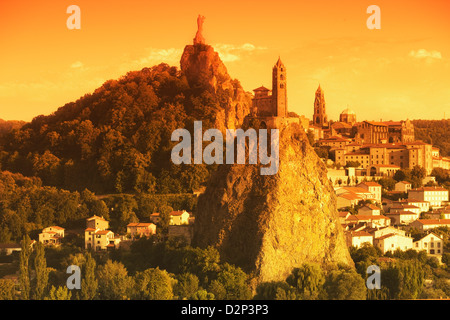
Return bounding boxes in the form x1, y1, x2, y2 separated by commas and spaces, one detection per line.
97, 260, 132, 300
393, 166, 426, 188
412, 119, 450, 156
45, 286, 72, 300
80, 252, 98, 300
382, 259, 424, 299
32, 242, 49, 300
0, 279, 16, 300
313, 147, 329, 159
208, 263, 252, 300
191, 289, 215, 300
345, 161, 361, 168
323, 266, 366, 300
0, 64, 227, 194
286, 263, 325, 300
174, 273, 199, 299
19, 235, 32, 300
132, 267, 175, 300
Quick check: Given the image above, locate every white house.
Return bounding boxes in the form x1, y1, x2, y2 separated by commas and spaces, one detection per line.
408, 187, 449, 208
346, 231, 373, 248
385, 211, 419, 226
39, 226, 65, 246
357, 182, 382, 203
413, 232, 444, 256
373, 233, 413, 254
409, 219, 450, 231
358, 204, 381, 216
395, 181, 412, 193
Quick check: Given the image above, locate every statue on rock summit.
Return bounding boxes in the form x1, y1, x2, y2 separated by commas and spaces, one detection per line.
194, 15, 206, 45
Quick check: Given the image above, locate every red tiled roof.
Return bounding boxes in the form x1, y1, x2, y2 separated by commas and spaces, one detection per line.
358, 182, 382, 187
171, 210, 188, 216
415, 219, 450, 225
127, 223, 154, 227
87, 215, 106, 221
361, 204, 381, 210
350, 231, 372, 237
385, 210, 418, 215
95, 230, 112, 235
410, 187, 448, 192
253, 86, 271, 92
338, 193, 362, 201
343, 187, 373, 194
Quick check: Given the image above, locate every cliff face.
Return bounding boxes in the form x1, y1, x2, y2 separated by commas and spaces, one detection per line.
193, 123, 353, 285
180, 44, 252, 131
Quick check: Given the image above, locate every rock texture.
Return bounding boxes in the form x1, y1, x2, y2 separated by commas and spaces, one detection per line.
180, 44, 252, 131
193, 123, 353, 285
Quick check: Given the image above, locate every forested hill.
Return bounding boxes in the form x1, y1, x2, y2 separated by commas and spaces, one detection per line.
0, 62, 241, 194
412, 119, 450, 156
0, 119, 25, 136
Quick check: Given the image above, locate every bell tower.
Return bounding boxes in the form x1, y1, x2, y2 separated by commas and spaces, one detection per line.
272, 57, 287, 117
313, 85, 327, 127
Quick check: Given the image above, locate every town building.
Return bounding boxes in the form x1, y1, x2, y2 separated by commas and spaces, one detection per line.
408, 187, 449, 208
358, 204, 381, 216
385, 210, 419, 226
0, 243, 22, 255
409, 219, 450, 231
346, 231, 373, 248
333, 141, 433, 175
355, 121, 388, 144
86, 215, 109, 230
413, 232, 444, 256
84, 215, 120, 251
345, 214, 391, 228
373, 233, 413, 254
395, 181, 412, 193
357, 182, 382, 203
339, 108, 357, 125
384, 120, 415, 143
126, 223, 156, 239
85, 229, 120, 251
336, 193, 362, 209
150, 210, 191, 226
38, 226, 65, 246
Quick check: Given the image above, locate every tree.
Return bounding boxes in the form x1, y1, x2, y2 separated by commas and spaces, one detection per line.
81, 252, 98, 300
254, 281, 296, 300
191, 289, 215, 300
132, 267, 175, 300
97, 260, 131, 300
174, 273, 199, 299
286, 263, 325, 300
208, 263, 252, 300
0, 279, 16, 300
382, 259, 424, 299
33, 242, 49, 300
45, 286, 72, 300
306, 130, 315, 146
323, 267, 366, 300
19, 235, 32, 300
157, 205, 173, 235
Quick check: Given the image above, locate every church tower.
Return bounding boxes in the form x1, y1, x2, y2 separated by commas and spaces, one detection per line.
313, 85, 328, 127
272, 57, 288, 117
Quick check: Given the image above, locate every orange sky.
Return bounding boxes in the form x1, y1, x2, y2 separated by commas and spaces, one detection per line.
1, 0, 449, 122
